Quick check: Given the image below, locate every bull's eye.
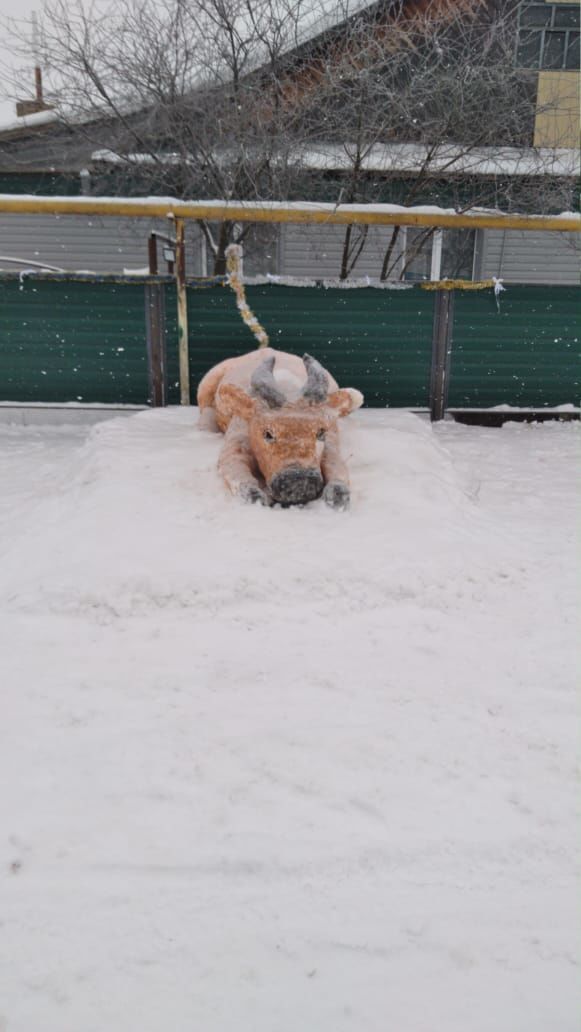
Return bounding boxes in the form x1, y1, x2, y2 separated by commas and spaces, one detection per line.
316, 428, 326, 441
263, 429, 276, 443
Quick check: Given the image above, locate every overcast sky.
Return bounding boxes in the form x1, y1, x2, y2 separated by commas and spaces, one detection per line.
0, 0, 40, 122
0, 0, 370, 126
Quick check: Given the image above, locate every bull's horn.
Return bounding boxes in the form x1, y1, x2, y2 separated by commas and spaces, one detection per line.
251, 355, 286, 409
301, 353, 328, 404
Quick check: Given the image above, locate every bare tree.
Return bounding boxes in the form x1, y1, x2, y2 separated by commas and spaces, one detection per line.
3, 0, 577, 278
287, 0, 576, 279
5, 0, 332, 271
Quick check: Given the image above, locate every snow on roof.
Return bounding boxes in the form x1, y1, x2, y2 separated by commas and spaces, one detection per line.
299, 143, 581, 178
91, 143, 580, 179
91, 149, 182, 166
0, 108, 59, 137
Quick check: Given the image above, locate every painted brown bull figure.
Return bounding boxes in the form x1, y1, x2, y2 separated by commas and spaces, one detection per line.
197, 349, 363, 508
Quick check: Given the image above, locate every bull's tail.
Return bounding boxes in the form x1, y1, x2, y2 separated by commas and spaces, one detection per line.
226, 244, 269, 349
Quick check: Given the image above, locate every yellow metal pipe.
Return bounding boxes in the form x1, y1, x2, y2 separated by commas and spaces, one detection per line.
0, 195, 579, 232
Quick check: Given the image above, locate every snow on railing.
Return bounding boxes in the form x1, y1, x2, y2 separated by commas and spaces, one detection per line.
0, 195, 579, 233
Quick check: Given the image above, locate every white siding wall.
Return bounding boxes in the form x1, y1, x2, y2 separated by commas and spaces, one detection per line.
278, 223, 404, 279
1, 214, 578, 285
477, 229, 580, 284
0, 215, 205, 274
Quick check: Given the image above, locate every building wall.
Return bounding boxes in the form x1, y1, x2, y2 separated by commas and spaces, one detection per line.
0, 213, 578, 284
532, 0, 580, 147
279, 224, 580, 285
277, 223, 405, 280
476, 228, 580, 284
0, 214, 205, 274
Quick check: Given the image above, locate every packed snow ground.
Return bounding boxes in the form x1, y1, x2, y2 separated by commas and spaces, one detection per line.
0, 408, 578, 1032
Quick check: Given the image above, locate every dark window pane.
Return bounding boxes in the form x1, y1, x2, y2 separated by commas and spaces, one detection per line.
554, 5, 580, 29
241, 223, 279, 276
403, 229, 432, 282
516, 30, 542, 66
543, 30, 567, 67
565, 31, 580, 68
520, 4, 553, 27
441, 230, 476, 281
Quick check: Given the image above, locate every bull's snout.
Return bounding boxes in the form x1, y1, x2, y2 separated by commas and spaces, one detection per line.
269, 466, 323, 506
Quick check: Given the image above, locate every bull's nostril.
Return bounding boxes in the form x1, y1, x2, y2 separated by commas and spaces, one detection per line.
270, 467, 323, 505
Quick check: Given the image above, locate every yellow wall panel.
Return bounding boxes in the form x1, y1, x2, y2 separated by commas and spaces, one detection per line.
534, 71, 580, 147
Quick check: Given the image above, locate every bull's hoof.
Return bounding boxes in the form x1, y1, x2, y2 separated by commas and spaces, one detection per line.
324, 481, 350, 510
240, 483, 271, 506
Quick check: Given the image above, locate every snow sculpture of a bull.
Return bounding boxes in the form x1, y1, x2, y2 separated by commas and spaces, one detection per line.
197, 349, 363, 508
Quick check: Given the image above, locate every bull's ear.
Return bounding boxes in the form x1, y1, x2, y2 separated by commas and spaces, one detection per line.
327, 387, 364, 417
218, 383, 256, 421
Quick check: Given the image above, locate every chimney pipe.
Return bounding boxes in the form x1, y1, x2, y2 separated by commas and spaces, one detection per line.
15, 12, 53, 117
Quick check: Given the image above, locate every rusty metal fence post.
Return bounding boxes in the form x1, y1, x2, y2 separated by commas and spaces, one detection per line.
144, 282, 167, 407
429, 289, 454, 421
175, 218, 190, 405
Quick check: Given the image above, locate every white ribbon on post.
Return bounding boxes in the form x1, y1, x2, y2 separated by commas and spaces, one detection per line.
492, 276, 506, 313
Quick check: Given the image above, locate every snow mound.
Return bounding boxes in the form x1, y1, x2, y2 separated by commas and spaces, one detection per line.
0, 413, 578, 1032
1, 408, 494, 618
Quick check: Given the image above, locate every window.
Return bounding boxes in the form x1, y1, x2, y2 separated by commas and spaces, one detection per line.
239, 224, 280, 276
403, 229, 476, 282
517, 3, 580, 70
202, 223, 279, 276
403, 229, 433, 282
441, 230, 476, 280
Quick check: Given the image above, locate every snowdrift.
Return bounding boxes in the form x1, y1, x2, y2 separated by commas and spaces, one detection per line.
0, 411, 578, 1032
2, 407, 500, 618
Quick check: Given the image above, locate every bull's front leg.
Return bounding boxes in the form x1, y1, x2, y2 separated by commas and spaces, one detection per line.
218, 418, 271, 506
321, 424, 351, 510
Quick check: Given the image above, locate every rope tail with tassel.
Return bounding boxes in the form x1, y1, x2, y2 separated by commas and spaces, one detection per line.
225, 244, 270, 349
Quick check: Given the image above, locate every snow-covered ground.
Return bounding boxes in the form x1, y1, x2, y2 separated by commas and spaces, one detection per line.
0, 408, 578, 1032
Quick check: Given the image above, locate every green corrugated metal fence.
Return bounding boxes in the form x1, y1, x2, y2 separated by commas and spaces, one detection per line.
0, 279, 149, 404
0, 276, 578, 410
180, 285, 434, 408
448, 286, 580, 409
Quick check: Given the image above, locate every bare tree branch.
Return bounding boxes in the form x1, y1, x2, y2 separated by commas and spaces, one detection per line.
2, 0, 576, 276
